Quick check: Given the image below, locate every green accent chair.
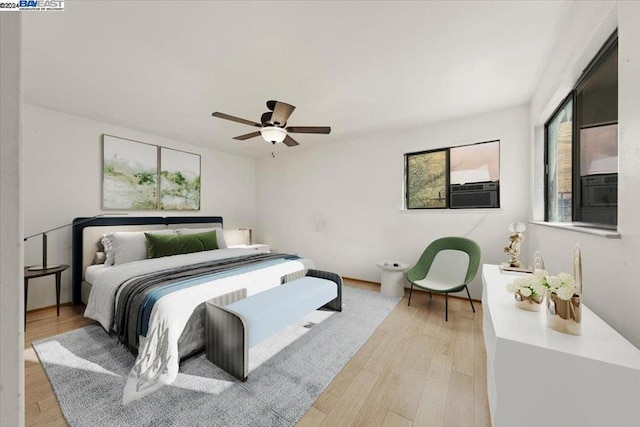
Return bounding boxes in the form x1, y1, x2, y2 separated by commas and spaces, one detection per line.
407, 237, 481, 321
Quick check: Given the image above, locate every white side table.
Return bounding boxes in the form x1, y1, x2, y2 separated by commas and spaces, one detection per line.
376, 261, 410, 297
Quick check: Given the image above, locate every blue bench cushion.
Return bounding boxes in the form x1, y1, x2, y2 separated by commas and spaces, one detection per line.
225, 277, 337, 348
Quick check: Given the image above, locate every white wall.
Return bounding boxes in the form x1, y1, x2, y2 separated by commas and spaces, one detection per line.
256, 105, 530, 299
23, 104, 256, 310
0, 12, 24, 427
528, 1, 640, 347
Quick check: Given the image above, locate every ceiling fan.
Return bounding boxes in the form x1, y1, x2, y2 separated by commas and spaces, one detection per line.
212, 100, 331, 147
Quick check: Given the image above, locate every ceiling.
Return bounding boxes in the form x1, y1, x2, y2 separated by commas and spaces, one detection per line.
22, 1, 573, 158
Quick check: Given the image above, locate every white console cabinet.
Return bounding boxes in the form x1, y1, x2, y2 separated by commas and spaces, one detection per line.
482, 264, 640, 427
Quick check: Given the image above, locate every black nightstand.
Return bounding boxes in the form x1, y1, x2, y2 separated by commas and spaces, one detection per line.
24, 264, 70, 327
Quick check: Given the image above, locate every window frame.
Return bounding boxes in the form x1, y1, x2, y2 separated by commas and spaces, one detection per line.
573, 31, 618, 227
543, 30, 618, 228
404, 147, 449, 210
543, 92, 576, 222
404, 139, 500, 210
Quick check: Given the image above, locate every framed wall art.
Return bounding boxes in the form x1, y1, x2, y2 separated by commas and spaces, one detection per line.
160, 147, 201, 210
102, 135, 158, 210
102, 135, 201, 211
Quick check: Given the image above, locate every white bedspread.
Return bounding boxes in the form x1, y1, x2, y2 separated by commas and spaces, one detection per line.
84, 264, 110, 285
83, 248, 313, 403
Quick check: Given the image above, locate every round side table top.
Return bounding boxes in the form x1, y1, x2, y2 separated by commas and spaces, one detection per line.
376, 261, 410, 272
24, 264, 70, 279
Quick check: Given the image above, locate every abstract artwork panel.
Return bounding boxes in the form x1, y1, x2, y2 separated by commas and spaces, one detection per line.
102, 135, 158, 210
160, 148, 201, 210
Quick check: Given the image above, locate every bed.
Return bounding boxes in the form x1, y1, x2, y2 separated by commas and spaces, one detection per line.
71, 216, 313, 403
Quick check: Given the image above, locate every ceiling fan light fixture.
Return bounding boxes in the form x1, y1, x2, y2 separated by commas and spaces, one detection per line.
260, 126, 287, 144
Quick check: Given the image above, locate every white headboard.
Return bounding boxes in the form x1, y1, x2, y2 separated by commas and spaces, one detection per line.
71, 216, 223, 304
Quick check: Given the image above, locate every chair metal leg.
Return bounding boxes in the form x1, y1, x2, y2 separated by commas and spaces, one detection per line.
465, 286, 476, 313
408, 283, 414, 306
445, 293, 448, 321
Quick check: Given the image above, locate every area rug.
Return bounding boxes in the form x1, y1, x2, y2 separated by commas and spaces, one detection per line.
33, 286, 400, 426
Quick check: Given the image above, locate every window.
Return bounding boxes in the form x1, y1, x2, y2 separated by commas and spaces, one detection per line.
545, 95, 573, 222
544, 31, 618, 227
406, 149, 447, 209
405, 140, 500, 209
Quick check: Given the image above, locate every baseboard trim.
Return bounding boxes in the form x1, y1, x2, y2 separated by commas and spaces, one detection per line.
342, 276, 481, 303
26, 301, 74, 314
342, 276, 380, 286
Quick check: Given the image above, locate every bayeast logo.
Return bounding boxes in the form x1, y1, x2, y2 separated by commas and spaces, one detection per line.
19, 0, 64, 10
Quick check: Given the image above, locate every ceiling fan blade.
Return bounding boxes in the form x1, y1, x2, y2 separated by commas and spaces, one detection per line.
269, 101, 296, 126
260, 112, 272, 125
285, 126, 331, 134
212, 112, 261, 128
233, 131, 261, 141
283, 135, 300, 147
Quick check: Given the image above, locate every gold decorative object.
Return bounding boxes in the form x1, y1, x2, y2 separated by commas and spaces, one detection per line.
514, 292, 543, 312
546, 292, 581, 335
546, 244, 583, 335
503, 222, 526, 268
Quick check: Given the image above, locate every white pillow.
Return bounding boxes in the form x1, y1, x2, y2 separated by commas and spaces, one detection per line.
176, 227, 227, 249
100, 234, 115, 266
102, 229, 176, 266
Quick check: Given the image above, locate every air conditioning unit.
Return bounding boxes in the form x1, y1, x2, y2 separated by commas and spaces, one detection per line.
581, 173, 617, 207
450, 182, 499, 209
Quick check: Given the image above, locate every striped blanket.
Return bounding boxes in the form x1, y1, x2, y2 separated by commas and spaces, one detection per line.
114, 252, 300, 354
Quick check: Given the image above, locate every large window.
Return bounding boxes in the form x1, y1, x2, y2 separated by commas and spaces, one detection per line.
405, 140, 500, 209
544, 31, 618, 227
545, 95, 573, 222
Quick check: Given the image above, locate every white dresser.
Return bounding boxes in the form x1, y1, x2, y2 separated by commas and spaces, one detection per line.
482, 264, 640, 427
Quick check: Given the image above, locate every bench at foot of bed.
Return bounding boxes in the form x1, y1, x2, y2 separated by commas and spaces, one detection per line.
205, 269, 342, 381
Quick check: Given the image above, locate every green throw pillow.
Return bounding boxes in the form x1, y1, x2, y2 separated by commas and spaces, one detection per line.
145, 230, 219, 259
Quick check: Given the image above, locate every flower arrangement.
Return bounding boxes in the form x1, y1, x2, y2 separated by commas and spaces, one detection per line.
506, 269, 578, 301
507, 246, 583, 334
541, 271, 577, 300
506, 274, 546, 299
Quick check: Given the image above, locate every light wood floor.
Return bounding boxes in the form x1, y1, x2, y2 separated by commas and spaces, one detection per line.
24, 280, 490, 426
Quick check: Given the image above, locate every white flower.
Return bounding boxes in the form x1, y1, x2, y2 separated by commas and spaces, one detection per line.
534, 269, 548, 281
518, 275, 536, 288
519, 287, 533, 297
556, 285, 575, 300
531, 281, 546, 296
558, 272, 575, 287
507, 273, 547, 298
546, 276, 561, 291
540, 271, 578, 299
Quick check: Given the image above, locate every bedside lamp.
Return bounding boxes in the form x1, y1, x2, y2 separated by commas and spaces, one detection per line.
238, 228, 253, 245
24, 213, 123, 271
